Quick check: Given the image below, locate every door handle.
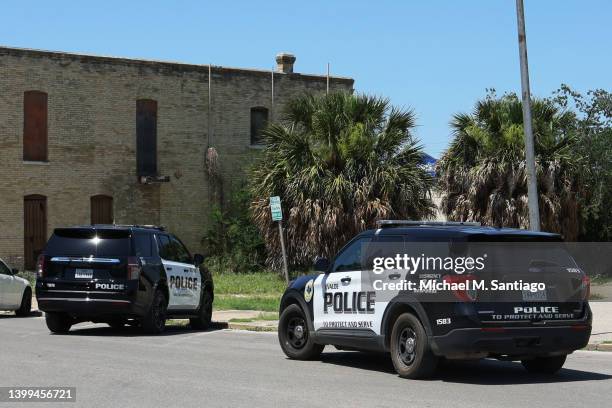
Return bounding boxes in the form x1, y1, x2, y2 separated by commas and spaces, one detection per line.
183, 269, 189, 273
340, 277, 351, 284
166, 267, 173, 271
389, 273, 401, 280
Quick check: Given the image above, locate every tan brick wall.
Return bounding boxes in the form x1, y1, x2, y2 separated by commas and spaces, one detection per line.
0, 47, 354, 269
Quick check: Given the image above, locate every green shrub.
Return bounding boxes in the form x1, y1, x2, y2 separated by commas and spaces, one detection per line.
202, 188, 266, 274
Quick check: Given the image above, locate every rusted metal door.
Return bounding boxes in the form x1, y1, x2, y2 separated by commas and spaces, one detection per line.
23, 91, 48, 161
91, 195, 113, 225
24, 195, 47, 270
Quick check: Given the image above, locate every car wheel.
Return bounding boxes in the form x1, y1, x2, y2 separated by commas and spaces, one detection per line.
390, 313, 438, 379
15, 287, 32, 317
141, 289, 167, 334
190, 288, 213, 330
45, 312, 72, 334
278, 304, 323, 360
522, 355, 567, 374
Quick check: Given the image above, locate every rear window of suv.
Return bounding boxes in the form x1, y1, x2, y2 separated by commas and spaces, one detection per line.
45, 228, 131, 257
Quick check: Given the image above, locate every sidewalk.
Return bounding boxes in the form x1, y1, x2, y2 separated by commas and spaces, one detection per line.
586, 302, 612, 349
212, 310, 278, 332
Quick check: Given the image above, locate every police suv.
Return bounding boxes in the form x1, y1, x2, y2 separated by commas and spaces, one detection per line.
278, 221, 592, 379
36, 225, 213, 334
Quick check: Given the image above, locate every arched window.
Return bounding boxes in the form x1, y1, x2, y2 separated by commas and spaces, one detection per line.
23, 91, 48, 161
136, 99, 158, 177
91, 195, 114, 225
250, 107, 269, 145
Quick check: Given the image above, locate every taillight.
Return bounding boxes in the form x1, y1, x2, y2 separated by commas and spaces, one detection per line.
443, 274, 477, 302
127, 256, 142, 280
581, 274, 590, 300
36, 254, 46, 278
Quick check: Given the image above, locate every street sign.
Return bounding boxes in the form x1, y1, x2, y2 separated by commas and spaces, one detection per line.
269, 196, 289, 284
270, 196, 283, 221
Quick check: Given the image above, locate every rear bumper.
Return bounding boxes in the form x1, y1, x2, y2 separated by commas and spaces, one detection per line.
36, 283, 146, 318
431, 325, 591, 359
37, 296, 141, 316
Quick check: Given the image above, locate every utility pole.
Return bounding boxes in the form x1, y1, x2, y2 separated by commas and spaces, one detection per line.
516, 0, 540, 231
326, 63, 330, 95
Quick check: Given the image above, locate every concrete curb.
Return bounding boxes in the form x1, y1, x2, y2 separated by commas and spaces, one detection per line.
227, 322, 278, 332
582, 343, 612, 351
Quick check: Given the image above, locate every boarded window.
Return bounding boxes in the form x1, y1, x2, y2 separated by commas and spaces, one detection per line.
24, 194, 47, 270
91, 195, 113, 225
250, 107, 269, 145
23, 91, 48, 161
136, 99, 158, 177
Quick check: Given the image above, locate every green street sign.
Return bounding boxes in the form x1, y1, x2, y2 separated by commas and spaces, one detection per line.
270, 196, 283, 221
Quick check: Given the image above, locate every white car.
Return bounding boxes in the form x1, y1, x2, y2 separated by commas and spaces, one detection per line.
0, 258, 32, 316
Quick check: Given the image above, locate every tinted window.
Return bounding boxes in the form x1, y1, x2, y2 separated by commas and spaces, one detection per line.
157, 235, 190, 263
0, 261, 11, 275
134, 233, 153, 257
45, 229, 130, 257
332, 237, 371, 272
364, 235, 404, 269
169, 236, 191, 263
157, 235, 172, 260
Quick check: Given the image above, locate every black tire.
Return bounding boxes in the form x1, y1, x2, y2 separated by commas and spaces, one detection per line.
278, 304, 323, 360
522, 355, 567, 374
141, 289, 167, 334
45, 312, 72, 334
190, 288, 213, 330
15, 288, 32, 317
389, 313, 438, 379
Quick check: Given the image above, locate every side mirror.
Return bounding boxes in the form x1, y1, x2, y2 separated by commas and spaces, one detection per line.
193, 254, 205, 266
11, 268, 19, 275
313, 257, 330, 272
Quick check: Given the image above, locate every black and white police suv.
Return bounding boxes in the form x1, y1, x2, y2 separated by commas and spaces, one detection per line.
35, 225, 213, 334
278, 221, 592, 379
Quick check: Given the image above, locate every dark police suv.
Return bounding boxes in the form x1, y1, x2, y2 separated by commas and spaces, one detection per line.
36, 225, 213, 334
278, 221, 592, 379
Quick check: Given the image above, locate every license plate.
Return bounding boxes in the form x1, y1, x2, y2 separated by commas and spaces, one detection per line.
522, 289, 547, 301
74, 269, 94, 279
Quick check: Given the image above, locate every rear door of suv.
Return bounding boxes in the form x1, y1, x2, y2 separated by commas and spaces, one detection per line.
466, 235, 589, 324
156, 234, 200, 310
41, 228, 131, 293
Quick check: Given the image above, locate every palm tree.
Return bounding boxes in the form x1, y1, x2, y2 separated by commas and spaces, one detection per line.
437, 92, 583, 239
250, 92, 435, 268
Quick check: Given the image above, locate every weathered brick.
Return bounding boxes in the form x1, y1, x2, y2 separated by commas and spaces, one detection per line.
0, 47, 354, 269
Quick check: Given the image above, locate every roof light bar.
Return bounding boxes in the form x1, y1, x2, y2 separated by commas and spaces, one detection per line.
375, 220, 481, 228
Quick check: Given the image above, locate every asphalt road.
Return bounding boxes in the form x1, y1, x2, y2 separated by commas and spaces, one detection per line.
1, 315, 611, 408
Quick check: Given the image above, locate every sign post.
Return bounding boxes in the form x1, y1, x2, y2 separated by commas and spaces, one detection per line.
270, 196, 289, 285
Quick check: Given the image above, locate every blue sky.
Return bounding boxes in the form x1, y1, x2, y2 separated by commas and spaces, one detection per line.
2, 1, 610, 157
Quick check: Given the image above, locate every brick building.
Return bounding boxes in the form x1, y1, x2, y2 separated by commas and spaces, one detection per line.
0, 46, 354, 269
